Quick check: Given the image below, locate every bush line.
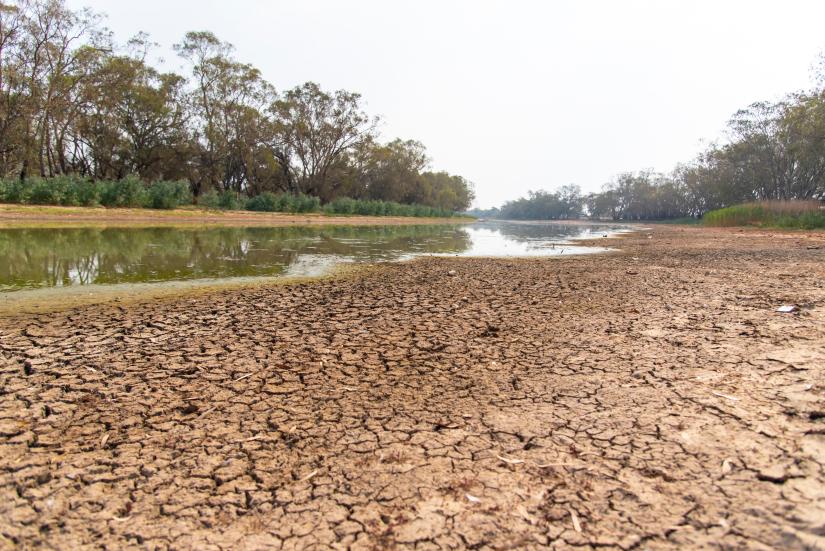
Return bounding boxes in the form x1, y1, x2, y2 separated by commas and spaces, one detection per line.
0, 176, 459, 218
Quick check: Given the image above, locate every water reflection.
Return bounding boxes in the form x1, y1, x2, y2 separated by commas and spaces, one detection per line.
457, 221, 628, 256
0, 222, 625, 292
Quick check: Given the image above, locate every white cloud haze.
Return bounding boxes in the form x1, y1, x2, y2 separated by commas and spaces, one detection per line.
69, 0, 825, 207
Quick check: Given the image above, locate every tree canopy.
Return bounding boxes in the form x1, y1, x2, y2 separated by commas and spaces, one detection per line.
0, 0, 474, 212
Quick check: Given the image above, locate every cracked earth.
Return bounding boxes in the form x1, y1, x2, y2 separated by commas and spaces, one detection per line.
1, 226, 824, 550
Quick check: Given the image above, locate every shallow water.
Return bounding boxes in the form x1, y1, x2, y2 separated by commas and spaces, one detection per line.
0, 221, 628, 293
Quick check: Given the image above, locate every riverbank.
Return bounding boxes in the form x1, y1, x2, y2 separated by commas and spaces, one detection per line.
0, 204, 471, 228
1, 225, 824, 549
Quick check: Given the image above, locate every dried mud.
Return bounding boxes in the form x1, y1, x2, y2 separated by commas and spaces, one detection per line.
1, 226, 824, 550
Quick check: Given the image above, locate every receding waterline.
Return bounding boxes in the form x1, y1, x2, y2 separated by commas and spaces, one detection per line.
0, 221, 630, 296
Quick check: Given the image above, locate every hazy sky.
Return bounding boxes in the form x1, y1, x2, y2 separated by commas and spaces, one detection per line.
69, 0, 825, 207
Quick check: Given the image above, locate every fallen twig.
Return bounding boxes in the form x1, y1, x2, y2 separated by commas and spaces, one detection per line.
299, 469, 318, 482
711, 391, 739, 402
198, 406, 218, 417
236, 434, 263, 443
569, 508, 582, 533
497, 455, 525, 465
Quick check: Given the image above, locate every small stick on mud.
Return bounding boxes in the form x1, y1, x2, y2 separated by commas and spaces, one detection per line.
299, 469, 318, 482
234, 372, 255, 382
711, 391, 740, 402
569, 508, 582, 533
198, 406, 217, 417
237, 434, 263, 443
497, 455, 525, 465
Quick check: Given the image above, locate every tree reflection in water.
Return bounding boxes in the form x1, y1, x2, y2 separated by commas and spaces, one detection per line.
0, 225, 472, 291
0, 222, 624, 291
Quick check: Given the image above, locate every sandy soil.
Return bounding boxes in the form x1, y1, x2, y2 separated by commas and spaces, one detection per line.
1, 226, 824, 550
0, 204, 468, 228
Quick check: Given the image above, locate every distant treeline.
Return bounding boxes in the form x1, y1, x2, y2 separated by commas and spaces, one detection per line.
477, 57, 825, 221
0, 1, 474, 212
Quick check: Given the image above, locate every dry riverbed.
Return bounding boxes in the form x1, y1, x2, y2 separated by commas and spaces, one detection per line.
1, 226, 824, 549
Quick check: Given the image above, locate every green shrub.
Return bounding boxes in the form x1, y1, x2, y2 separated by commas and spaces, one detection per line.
63, 178, 101, 206
99, 175, 149, 208
0, 176, 100, 206
28, 178, 64, 204
324, 197, 357, 214
199, 189, 242, 210
197, 190, 219, 209
1, 178, 32, 203
243, 192, 320, 213
322, 197, 454, 218
290, 193, 321, 213
245, 192, 281, 212
241, 192, 324, 214
0, 175, 460, 218
147, 180, 192, 209
242, 192, 456, 216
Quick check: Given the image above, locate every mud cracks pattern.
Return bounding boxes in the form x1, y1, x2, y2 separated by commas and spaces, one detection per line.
1, 227, 824, 549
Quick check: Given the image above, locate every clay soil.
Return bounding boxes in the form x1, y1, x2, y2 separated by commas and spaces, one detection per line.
1, 226, 824, 550
0, 204, 467, 228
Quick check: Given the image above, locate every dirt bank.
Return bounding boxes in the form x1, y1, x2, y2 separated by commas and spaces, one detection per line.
1, 226, 824, 549
0, 204, 470, 228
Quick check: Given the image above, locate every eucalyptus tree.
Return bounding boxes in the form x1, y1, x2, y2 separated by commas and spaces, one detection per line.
67, 39, 190, 180
17, 0, 108, 179
174, 30, 278, 196
0, 0, 479, 214
585, 188, 619, 219
416, 171, 474, 212
272, 81, 377, 197
0, 0, 109, 179
357, 138, 429, 203
330, 138, 473, 211
0, 1, 26, 175
776, 91, 825, 199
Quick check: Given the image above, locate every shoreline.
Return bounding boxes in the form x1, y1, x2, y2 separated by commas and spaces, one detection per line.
0, 203, 473, 228
1, 225, 824, 548
0, 264, 373, 317
0, 220, 633, 316
0, 246, 622, 317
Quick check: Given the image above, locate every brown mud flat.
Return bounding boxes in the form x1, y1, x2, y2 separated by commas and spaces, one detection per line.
0, 204, 468, 228
1, 226, 824, 549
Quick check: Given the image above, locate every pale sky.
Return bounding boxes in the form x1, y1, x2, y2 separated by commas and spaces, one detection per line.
69, 0, 825, 208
